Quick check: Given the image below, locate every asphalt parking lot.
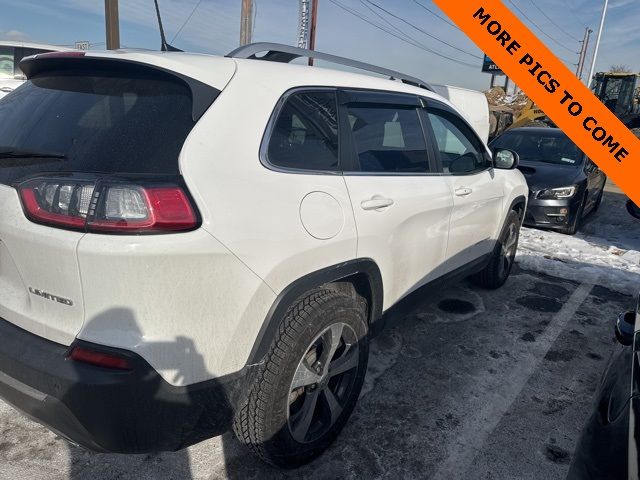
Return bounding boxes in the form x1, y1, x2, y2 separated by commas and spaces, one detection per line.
1, 189, 638, 480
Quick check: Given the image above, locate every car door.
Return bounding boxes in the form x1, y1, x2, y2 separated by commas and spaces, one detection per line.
339, 89, 454, 309
424, 104, 505, 270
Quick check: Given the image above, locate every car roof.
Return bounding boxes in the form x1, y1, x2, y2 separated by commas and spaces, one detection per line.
73, 49, 451, 106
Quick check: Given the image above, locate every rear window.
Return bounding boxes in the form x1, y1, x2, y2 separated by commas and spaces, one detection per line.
0, 71, 197, 185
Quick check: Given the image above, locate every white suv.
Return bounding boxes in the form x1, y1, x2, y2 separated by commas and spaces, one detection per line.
0, 44, 527, 467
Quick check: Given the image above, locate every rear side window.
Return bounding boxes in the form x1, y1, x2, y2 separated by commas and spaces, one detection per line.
427, 110, 489, 174
266, 91, 339, 171
0, 71, 197, 185
346, 105, 429, 173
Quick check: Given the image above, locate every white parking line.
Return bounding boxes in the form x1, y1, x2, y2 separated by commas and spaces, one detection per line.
431, 281, 595, 480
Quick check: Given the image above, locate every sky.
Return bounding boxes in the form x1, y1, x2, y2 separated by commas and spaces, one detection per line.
0, 0, 638, 91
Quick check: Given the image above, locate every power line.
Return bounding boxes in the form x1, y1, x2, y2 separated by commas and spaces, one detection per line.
525, 0, 581, 42
505, 0, 576, 56
359, 0, 414, 39
360, 0, 460, 59
364, 0, 483, 60
412, 0, 458, 29
327, 0, 478, 68
332, 0, 477, 67
567, 0, 591, 29
170, 0, 203, 43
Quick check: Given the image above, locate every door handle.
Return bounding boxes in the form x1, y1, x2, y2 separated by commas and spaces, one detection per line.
455, 187, 473, 197
361, 196, 394, 211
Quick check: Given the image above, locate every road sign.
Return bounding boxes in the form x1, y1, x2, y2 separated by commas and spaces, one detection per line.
482, 55, 504, 75
74, 41, 90, 51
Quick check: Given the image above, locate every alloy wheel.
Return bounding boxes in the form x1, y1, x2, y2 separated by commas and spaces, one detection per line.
500, 222, 519, 278
287, 322, 360, 444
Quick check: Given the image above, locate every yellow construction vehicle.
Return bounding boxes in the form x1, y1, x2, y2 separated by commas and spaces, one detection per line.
489, 98, 553, 139
591, 72, 640, 138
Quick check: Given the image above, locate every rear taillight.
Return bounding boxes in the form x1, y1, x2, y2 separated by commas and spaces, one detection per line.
68, 345, 132, 370
18, 176, 198, 234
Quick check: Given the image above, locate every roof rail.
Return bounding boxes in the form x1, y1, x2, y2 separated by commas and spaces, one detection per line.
226, 42, 434, 92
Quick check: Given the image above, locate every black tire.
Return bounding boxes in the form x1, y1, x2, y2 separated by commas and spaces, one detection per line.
631, 128, 640, 139
471, 210, 521, 289
560, 195, 586, 235
233, 287, 369, 468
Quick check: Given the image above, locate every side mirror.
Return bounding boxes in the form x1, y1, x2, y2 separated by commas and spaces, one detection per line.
627, 200, 640, 220
615, 310, 636, 346
493, 148, 519, 170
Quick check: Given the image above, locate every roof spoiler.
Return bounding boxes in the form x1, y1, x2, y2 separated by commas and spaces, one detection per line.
19, 53, 219, 122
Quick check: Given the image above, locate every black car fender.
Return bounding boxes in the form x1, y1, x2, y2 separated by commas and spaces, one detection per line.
245, 258, 383, 365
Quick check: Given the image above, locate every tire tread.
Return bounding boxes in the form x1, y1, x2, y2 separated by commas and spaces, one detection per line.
233, 288, 354, 465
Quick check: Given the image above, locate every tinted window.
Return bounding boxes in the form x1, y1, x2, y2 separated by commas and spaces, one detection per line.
0, 72, 197, 185
347, 105, 429, 173
428, 111, 488, 174
491, 131, 584, 166
267, 91, 339, 171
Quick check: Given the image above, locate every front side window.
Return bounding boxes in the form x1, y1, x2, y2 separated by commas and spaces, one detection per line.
346, 105, 429, 173
266, 91, 339, 171
428, 111, 488, 174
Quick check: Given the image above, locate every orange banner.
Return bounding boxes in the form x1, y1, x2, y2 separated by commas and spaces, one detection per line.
432, 0, 640, 206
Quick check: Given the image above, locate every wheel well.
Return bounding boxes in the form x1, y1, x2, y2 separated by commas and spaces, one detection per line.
512, 201, 526, 221
325, 273, 374, 323
246, 259, 383, 365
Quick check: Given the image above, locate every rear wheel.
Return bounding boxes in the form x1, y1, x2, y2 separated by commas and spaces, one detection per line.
471, 210, 521, 289
233, 288, 368, 468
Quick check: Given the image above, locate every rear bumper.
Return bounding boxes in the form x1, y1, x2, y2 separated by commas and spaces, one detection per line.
0, 316, 249, 453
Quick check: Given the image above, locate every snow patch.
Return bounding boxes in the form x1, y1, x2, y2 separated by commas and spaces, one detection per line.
517, 226, 640, 296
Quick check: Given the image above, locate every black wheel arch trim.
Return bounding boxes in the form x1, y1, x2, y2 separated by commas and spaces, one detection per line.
507, 195, 527, 223
246, 258, 383, 365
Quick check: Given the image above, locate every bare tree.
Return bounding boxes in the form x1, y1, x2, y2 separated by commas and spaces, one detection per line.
609, 64, 633, 73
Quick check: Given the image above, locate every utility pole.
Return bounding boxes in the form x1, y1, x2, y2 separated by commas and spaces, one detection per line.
240, 0, 253, 46
104, 0, 120, 50
298, 0, 311, 48
587, 0, 609, 87
576, 27, 593, 81
308, 0, 318, 65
